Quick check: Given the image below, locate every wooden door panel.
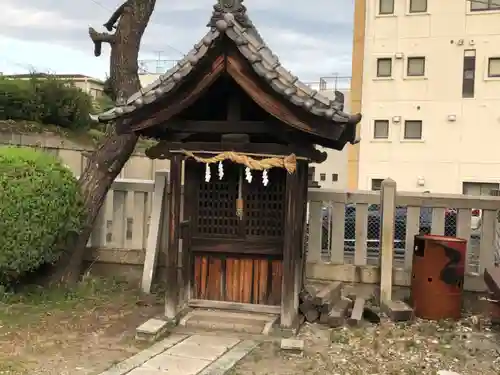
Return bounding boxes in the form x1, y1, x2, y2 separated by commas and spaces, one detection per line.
192, 253, 282, 305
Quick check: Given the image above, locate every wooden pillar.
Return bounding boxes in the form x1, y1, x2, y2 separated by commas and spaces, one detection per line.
379, 178, 396, 306
298, 161, 309, 290
165, 155, 182, 320
281, 166, 300, 328
180, 162, 195, 307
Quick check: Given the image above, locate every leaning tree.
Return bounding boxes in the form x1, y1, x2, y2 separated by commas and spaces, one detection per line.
54, 0, 157, 284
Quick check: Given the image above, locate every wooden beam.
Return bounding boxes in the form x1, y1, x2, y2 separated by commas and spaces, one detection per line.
188, 299, 280, 315
165, 154, 182, 320
130, 55, 225, 132
145, 141, 327, 163
166, 120, 270, 133
281, 162, 300, 328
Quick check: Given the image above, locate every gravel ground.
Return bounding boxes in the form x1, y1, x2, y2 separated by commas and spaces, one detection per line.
229, 314, 500, 375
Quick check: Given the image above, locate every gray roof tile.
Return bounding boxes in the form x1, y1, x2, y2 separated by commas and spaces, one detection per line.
92, 0, 360, 136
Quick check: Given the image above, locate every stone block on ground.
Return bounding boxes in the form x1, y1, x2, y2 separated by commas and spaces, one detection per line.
383, 300, 414, 322
280, 338, 304, 357
314, 281, 342, 313
135, 318, 169, 342
326, 298, 352, 328
347, 297, 365, 326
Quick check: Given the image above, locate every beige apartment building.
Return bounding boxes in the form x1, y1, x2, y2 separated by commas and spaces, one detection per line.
309, 82, 351, 189
349, 0, 500, 194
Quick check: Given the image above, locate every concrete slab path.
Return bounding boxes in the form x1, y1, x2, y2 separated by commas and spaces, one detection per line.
98, 334, 258, 375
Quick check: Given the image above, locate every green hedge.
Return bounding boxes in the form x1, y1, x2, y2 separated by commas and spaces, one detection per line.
0, 146, 85, 285
0, 75, 94, 130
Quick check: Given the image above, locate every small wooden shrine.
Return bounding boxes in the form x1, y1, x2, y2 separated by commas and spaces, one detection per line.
93, 0, 362, 330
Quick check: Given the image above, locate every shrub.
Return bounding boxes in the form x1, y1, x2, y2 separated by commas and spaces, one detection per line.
33, 77, 93, 130
0, 78, 38, 121
0, 146, 85, 285
0, 75, 94, 130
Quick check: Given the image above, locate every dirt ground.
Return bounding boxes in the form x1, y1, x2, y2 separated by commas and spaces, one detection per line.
2, 278, 500, 375
0, 276, 163, 375
229, 298, 500, 375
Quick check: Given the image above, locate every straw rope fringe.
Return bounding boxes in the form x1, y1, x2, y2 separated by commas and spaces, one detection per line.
180, 150, 297, 173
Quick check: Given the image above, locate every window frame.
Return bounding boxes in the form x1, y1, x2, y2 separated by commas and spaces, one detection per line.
403, 120, 423, 140
379, 0, 395, 14
376, 58, 393, 78
462, 50, 476, 98
409, 0, 428, 13
371, 179, 384, 191
332, 173, 338, 182
470, 0, 500, 12
319, 173, 326, 181
488, 57, 500, 77
373, 119, 390, 139
406, 56, 426, 77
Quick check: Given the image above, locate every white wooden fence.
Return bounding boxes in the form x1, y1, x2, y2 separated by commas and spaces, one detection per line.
307, 180, 500, 293
87, 172, 500, 293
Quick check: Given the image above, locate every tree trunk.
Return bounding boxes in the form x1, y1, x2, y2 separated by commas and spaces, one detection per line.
53, 0, 157, 284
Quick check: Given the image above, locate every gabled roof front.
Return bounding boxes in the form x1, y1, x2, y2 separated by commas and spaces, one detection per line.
92, 0, 361, 143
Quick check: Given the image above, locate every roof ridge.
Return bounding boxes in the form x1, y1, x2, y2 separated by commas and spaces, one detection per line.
208, 0, 253, 29
91, 2, 362, 142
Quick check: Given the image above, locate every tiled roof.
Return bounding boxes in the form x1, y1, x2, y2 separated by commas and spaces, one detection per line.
91, 1, 361, 131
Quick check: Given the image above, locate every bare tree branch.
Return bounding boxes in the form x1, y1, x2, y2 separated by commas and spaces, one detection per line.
103, 1, 129, 31
88, 27, 116, 57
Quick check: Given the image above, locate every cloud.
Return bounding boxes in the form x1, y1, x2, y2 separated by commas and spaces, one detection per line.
0, 0, 354, 81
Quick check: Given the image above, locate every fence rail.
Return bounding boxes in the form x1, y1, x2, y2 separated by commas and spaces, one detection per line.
307, 184, 500, 292
87, 173, 500, 293
87, 178, 155, 250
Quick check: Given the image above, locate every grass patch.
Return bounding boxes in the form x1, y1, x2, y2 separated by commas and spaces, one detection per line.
0, 276, 136, 328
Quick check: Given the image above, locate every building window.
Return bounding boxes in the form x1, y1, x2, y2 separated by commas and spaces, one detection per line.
404, 120, 422, 139
379, 0, 395, 14
470, 0, 500, 11
371, 179, 384, 191
320, 173, 326, 181
488, 57, 500, 77
462, 50, 476, 98
407, 57, 426, 76
409, 0, 427, 13
463, 182, 500, 196
332, 173, 338, 182
373, 120, 389, 139
377, 58, 392, 77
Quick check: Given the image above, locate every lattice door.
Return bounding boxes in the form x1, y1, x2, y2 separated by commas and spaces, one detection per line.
244, 168, 285, 238
195, 162, 240, 236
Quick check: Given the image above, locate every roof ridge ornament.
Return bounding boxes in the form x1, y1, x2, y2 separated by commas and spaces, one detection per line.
209, 0, 252, 28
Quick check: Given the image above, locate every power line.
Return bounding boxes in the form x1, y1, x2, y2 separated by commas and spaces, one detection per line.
87, 0, 186, 57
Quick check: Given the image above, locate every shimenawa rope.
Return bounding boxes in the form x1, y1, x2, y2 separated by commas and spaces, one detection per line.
180, 150, 297, 173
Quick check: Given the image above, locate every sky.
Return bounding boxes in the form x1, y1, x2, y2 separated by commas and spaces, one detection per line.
0, 0, 355, 85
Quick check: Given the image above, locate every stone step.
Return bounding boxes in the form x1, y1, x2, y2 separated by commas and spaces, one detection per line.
181, 309, 277, 335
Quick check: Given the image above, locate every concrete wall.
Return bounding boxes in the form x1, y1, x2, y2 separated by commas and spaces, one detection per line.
139, 73, 162, 88
0, 132, 170, 180
357, 1, 500, 193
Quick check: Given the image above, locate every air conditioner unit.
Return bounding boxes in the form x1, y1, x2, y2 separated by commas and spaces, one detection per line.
447, 114, 457, 122
469, 39, 475, 46
457, 39, 464, 46
392, 116, 401, 123
395, 52, 404, 59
